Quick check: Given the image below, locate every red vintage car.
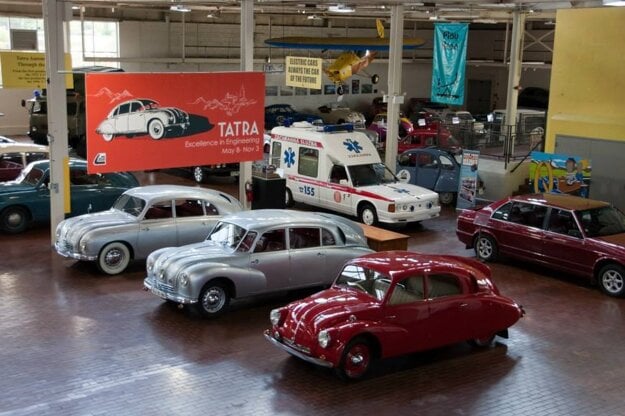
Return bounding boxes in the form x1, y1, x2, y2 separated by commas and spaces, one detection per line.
265, 251, 523, 380
456, 193, 625, 297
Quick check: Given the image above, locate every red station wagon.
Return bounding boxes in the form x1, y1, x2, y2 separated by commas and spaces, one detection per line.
456, 193, 625, 297
265, 251, 523, 380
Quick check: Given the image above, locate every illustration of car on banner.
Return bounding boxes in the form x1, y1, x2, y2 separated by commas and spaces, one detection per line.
95, 98, 190, 141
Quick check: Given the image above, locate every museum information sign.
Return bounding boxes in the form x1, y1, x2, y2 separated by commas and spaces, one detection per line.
285, 56, 322, 89
0, 51, 72, 89
85, 72, 265, 174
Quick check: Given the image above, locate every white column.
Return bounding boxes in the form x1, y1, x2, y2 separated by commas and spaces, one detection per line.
43, 0, 70, 242
504, 11, 526, 159
238, 0, 254, 209
384, 5, 404, 171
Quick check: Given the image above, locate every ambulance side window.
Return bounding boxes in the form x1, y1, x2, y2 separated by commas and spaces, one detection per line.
271, 142, 282, 167
298, 147, 319, 178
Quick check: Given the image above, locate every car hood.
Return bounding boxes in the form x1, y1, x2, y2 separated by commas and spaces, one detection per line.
57, 209, 136, 243
594, 233, 625, 250
358, 182, 439, 203
285, 287, 379, 336
151, 241, 239, 281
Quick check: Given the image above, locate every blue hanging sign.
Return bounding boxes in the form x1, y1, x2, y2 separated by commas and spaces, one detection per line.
431, 23, 468, 106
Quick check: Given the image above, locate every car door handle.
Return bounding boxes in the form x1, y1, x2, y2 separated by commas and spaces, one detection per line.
386, 315, 396, 319
460, 303, 468, 307
251, 259, 259, 264
317, 252, 324, 256
141, 227, 150, 231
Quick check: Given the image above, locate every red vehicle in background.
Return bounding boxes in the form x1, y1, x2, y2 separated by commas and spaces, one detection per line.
397, 124, 461, 154
265, 251, 524, 380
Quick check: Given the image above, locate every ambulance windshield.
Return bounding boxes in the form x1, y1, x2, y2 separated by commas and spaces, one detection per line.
348, 163, 398, 187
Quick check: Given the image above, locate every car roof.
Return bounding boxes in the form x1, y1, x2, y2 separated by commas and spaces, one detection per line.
222, 209, 350, 229
510, 193, 609, 210
0, 143, 49, 154
28, 158, 88, 170
124, 185, 238, 204
347, 251, 486, 281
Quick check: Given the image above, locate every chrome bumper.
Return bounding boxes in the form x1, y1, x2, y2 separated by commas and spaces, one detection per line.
143, 277, 197, 304
263, 330, 333, 368
54, 242, 96, 261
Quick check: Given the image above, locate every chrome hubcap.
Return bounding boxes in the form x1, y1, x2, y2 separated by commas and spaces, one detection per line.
350, 353, 364, 365
362, 210, 375, 225
602, 271, 624, 293
202, 287, 225, 313
105, 249, 124, 267
7, 212, 22, 227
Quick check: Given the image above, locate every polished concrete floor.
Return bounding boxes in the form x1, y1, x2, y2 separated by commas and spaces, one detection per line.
2, 167, 625, 416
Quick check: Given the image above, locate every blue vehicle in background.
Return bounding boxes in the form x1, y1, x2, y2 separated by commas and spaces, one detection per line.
264, 104, 321, 130
0, 159, 139, 233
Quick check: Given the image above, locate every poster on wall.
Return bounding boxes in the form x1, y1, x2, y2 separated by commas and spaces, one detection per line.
529, 151, 591, 197
0, 51, 73, 89
85, 72, 265, 174
456, 149, 480, 210
430, 23, 468, 106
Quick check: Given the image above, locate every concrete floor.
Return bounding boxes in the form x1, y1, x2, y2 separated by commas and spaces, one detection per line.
1, 167, 625, 416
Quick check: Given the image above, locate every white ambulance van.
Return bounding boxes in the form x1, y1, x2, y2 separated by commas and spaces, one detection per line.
270, 122, 441, 225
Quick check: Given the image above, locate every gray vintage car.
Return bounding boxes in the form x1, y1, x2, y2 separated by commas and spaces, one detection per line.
143, 209, 374, 317
55, 185, 242, 275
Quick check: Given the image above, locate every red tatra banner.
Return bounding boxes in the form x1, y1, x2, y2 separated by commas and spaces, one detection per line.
85, 72, 264, 173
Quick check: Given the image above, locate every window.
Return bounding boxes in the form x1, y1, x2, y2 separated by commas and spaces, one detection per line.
428, 274, 462, 298
69, 169, 99, 185
547, 208, 580, 237
507, 202, 547, 228
174, 199, 206, 218
271, 142, 282, 167
329, 165, 348, 183
255, 229, 286, 253
335, 265, 390, 301
417, 153, 436, 168
144, 202, 173, 220
492, 202, 512, 220
298, 147, 319, 177
289, 227, 320, 249
321, 229, 336, 246
388, 276, 424, 305
439, 154, 455, 170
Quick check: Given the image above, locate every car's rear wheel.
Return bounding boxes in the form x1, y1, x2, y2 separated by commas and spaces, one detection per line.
0, 206, 29, 234
469, 334, 495, 347
193, 166, 205, 183
285, 188, 295, 208
358, 203, 378, 226
97, 242, 131, 275
475, 234, 498, 262
336, 337, 373, 380
196, 281, 230, 318
598, 264, 625, 297
102, 133, 114, 142
148, 119, 166, 140
439, 192, 455, 206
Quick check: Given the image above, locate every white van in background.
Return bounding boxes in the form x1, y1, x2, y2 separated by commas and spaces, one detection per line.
270, 122, 441, 226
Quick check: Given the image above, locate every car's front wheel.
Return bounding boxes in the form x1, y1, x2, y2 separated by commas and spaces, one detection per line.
193, 166, 205, 183
358, 203, 378, 226
439, 192, 455, 206
598, 264, 625, 297
475, 234, 498, 262
196, 280, 231, 318
336, 337, 373, 380
148, 119, 166, 140
0, 206, 29, 234
97, 242, 131, 275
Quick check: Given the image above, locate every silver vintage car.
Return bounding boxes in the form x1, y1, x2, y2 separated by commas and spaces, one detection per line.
143, 209, 374, 318
55, 185, 242, 275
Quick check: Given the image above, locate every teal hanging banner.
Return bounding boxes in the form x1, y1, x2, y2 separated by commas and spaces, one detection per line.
431, 23, 468, 106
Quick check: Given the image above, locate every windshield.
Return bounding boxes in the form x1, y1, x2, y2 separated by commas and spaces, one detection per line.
206, 221, 248, 251
335, 264, 390, 301
113, 194, 146, 217
576, 206, 625, 237
347, 163, 398, 187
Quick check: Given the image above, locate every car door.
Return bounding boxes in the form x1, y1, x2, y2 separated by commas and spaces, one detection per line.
135, 200, 178, 258
435, 152, 460, 193
376, 275, 431, 356
319, 164, 353, 215
67, 167, 104, 215
114, 102, 131, 133
488, 201, 547, 260
127, 101, 145, 133
294, 146, 321, 206
249, 228, 291, 292
396, 150, 418, 185
174, 198, 216, 245
413, 151, 439, 190
287, 227, 326, 287
424, 273, 471, 348
541, 207, 594, 275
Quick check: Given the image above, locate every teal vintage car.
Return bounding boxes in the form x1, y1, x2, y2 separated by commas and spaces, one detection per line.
0, 159, 139, 233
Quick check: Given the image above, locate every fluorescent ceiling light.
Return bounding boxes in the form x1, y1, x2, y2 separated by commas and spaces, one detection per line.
328, 4, 355, 13
603, 0, 625, 5
170, 4, 191, 12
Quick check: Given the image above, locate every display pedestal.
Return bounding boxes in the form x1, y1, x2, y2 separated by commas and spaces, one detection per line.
251, 176, 286, 210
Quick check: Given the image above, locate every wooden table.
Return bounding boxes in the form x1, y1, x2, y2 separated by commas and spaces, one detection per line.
360, 223, 410, 252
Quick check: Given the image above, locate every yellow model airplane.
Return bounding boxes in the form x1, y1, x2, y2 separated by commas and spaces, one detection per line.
265, 20, 426, 95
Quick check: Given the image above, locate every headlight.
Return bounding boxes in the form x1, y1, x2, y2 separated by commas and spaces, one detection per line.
270, 308, 284, 326
147, 258, 154, 273
318, 330, 331, 348
79, 239, 87, 253
179, 272, 189, 287
55, 227, 61, 240
158, 269, 165, 281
